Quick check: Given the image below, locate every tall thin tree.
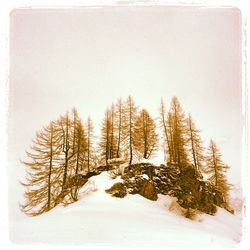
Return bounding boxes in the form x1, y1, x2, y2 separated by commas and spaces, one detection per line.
56, 108, 86, 204
125, 96, 137, 165
186, 114, 205, 172
86, 116, 95, 172
134, 109, 158, 159
99, 109, 111, 166
115, 98, 124, 158
20, 121, 62, 216
159, 99, 172, 163
167, 96, 189, 168
109, 103, 116, 159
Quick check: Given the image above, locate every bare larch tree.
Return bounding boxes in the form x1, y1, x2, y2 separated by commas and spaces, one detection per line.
134, 108, 158, 159
186, 114, 205, 172
20, 121, 62, 216
159, 99, 172, 163
205, 139, 231, 201
125, 96, 137, 165
167, 96, 189, 169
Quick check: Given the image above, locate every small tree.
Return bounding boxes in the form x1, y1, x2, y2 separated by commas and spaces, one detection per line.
99, 109, 112, 166
115, 97, 125, 158
167, 96, 189, 168
186, 114, 205, 172
71, 108, 87, 175
108, 103, 117, 159
125, 96, 137, 165
159, 99, 172, 163
205, 140, 231, 201
86, 116, 96, 172
58, 112, 72, 191
70, 116, 88, 201
134, 109, 158, 159
20, 121, 62, 216
55, 108, 88, 204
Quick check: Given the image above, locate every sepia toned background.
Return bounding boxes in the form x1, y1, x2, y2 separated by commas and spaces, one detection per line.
9, 7, 242, 178
8, 7, 243, 244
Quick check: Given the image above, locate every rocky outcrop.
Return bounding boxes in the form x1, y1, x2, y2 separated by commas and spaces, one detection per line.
120, 163, 226, 215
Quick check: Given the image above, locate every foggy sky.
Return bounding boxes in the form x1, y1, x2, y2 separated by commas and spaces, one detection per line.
9, 7, 242, 190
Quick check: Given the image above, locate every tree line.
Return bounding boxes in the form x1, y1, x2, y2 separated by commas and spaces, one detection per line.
99, 96, 158, 166
21, 96, 231, 216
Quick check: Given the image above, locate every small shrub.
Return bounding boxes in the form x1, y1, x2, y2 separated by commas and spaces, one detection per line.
168, 198, 186, 216
184, 208, 199, 220
105, 182, 127, 198
168, 199, 199, 220
108, 168, 122, 179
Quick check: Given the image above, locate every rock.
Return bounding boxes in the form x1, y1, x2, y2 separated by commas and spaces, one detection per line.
120, 163, 227, 216
171, 165, 224, 215
146, 165, 154, 179
212, 188, 225, 207
84, 171, 98, 179
67, 174, 88, 188
177, 193, 197, 210
138, 180, 158, 201
108, 158, 126, 166
105, 182, 127, 198
97, 165, 113, 172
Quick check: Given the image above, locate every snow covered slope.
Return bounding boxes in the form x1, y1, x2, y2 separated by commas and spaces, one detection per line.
12, 172, 242, 247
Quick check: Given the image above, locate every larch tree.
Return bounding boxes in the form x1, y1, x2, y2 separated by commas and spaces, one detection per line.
58, 112, 71, 191
186, 114, 205, 172
167, 96, 189, 168
115, 97, 125, 158
109, 103, 117, 159
166, 112, 175, 163
73, 120, 86, 176
21, 108, 90, 214
71, 108, 86, 174
86, 116, 96, 172
125, 96, 137, 165
99, 109, 112, 166
20, 121, 62, 216
159, 99, 172, 163
69, 121, 86, 201
55, 108, 87, 204
134, 109, 158, 159
205, 140, 231, 201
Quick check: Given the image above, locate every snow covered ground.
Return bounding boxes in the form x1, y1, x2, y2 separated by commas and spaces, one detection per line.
11, 171, 242, 247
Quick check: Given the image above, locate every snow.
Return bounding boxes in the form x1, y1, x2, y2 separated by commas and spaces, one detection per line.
137, 158, 153, 164
140, 174, 149, 180
132, 157, 154, 165
107, 158, 126, 165
11, 171, 242, 247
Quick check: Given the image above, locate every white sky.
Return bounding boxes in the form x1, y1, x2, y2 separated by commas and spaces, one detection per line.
8, 6, 242, 209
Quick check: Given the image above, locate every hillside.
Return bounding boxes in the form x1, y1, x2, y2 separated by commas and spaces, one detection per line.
12, 171, 242, 247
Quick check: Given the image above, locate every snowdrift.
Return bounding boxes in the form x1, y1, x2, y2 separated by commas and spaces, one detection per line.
12, 171, 242, 247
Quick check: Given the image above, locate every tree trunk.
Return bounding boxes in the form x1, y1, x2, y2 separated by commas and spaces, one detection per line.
109, 106, 114, 159
47, 124, 53, 210
87, 132, 90, 172
161, 102, 172, 162
143, 112, 148, 158
62, 115, 69, 190
188, 117, 197, 169
105, 114, 110, 166
212, 146, 218, 186
129, 103, 133, 165
116, 102, 122, 158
